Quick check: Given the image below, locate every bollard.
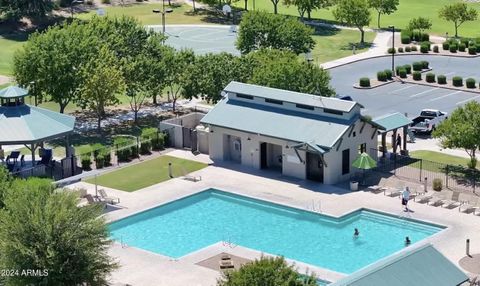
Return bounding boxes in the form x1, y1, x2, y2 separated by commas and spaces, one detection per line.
168, 162, 173, 178
466, 239, 471, 257
424, 177, 428, 193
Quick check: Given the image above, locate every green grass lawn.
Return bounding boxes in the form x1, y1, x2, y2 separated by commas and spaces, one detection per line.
85, 155, 207, 192
310, 28, 375, 63
0, 37, 24, 76
236, 0, 480, 37
77, 3, 216, 25
409, 150, 471, 173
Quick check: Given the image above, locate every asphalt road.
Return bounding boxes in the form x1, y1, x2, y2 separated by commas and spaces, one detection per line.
328, 54, 480, 118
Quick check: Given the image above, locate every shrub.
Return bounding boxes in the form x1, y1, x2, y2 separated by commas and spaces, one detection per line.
95, 154, 105, 169
432, 178, 442, 191
413, 71, 422, 81
459, 43, 466, 52
387, 47, 396, 54
151, 133, 166, 150
405, 46, 411, 52
384, 69, 393, 80
437, 75, 447, 84
421, 60, 429, 69
420, 33, 429, 42
116, 148, 131, 162
411, 45, 418, 51
433, 45, 439, 53
412, 62, 422, 71
398, 68, 407, 78
468, 46, 477, 55
420, 41, 430, 49
420, 44, 428, 53
130, 145, 139, 159
140, 141, 152, 155
466, 78, 476, 88
442, 42, 449, 50
403, 64, 411, 74
101, 0, 110, 3
426, 73, 435, 83
460, 38, 470, 47
86, 0, 93, 4
477, 44, 480, 53
377, 71, 387, 81
398, 47, 404, 53
411, 30, 421, 42
449, 44, 457, 53
81, 155, 91, 170
452, 76, 463, 87
401, 35, 411, 44
359, 77, 370, 87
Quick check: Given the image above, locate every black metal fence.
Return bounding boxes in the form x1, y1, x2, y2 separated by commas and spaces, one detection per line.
370, 148, 480, 193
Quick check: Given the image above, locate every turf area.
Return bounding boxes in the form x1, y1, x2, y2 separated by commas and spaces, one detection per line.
235, 0, 480, 37
0, 37, 25, 76
85, 155, 207, 192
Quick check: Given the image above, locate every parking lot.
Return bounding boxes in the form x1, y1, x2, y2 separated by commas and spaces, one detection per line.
328, 54, 480, 118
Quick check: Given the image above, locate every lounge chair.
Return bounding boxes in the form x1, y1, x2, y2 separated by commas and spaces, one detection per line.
441, 200, 462, 209
459, 202, 477, 213
428, 197, 445, 207
98, 189, 120, 204
219, 259, 234, 269
84, 194, 106, 208
367, 185, 386, 194
384, 188, 402, 197
414, 193, 432, 204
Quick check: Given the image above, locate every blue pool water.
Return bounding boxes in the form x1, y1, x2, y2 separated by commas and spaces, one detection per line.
110, 189, 444, 274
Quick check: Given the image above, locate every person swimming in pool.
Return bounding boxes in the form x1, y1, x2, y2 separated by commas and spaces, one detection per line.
405, 236, 411, 246
354, 228, 359, 238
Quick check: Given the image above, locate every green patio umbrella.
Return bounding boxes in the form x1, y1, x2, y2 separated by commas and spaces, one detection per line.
352, 152, 377, 184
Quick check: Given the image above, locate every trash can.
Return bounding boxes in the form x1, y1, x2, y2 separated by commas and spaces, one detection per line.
350, 181, 359, 191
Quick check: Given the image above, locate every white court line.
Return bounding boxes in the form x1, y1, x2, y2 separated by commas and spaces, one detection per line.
444, 72, 455, 76
429, 91, 462, 102
388, 85, 414, 93
456, 95, 480, 105
409, 88, 439, 98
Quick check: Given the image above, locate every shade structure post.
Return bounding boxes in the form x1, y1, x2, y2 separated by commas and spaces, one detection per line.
31, 143, 35, 166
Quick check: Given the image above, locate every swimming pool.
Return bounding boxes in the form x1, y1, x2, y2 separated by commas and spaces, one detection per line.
110, 189, 444, 274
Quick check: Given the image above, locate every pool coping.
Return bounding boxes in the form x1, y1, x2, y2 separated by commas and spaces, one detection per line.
107, 187, 448, 283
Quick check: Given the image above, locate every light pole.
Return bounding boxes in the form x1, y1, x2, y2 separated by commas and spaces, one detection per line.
153, 0, 173, 34
70, 0, 83, 18
445, 32, 448, 41
388, 25, 395, 75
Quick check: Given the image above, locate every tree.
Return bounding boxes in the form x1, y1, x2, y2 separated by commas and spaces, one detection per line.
217, 256, 317, 286
439, 3, 478, 38
247, 49, 335, 97
407, 17, 432, 33
271, 0, 281, 14
78, 46, 125, 131
284, 0, 332, 21
0, 178, 117, 285
367, 0, 399, 28
0, 0, 53, 20
433, 102, 480, 169
236, 11, 315, 55
164, 49, 196, 112
333, 0, 371, 44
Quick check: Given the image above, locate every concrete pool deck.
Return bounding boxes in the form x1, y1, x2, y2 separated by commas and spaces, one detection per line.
69, 150, 480, 286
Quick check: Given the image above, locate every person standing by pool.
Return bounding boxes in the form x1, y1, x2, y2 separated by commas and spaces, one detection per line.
402, 187, 411, 211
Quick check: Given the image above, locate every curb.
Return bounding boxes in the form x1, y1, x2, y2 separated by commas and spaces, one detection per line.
400, 80, 480, 94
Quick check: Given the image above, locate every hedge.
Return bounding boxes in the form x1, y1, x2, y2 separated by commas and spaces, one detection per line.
412, 62, 422, 71
384, 69, 393, 80
460, 38, 470, 47
421, 60, 429, 69
420, 45, 428, 53
437, 75, 447, 84
81, 154, 92, 170
377, 71, 387, 81
450, 44, 457, 53
426, 73, 435, 83
433, 45, 439, 53
398, 68, 407, 78
387, 47, 396, 54
459, 43, 466, 52
359, 77, 370, 87
469, 46, 477, 55
442, 42, 449, 50
466, 78, 476, 88
398, 47, 404, 53
411, 46, 418, 51
413, 71, 422, 81
401, 35, 411, 44
403, 64, 412, 74
452, 76, 463, 87
405, 46, 411, 52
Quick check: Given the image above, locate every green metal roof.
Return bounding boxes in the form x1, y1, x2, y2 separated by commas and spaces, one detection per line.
0, 85, 28, 99
201, 97, 358, 149
372, 112, 412, 132
330, 244, 468, 286
0, 104, 75, 145
224, 81, 362, 112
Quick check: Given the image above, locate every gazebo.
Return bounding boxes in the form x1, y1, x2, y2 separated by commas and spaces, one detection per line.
371, 112, 412, 157
0, 85, 76, 177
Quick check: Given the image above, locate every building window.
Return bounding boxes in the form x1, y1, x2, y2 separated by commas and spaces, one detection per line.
236, 94, 253, 100
324, 108, 343, 115
296, 104, 314, 110
358, 143, 366, 154
265, 98, 283, 105
342, 149, 350, 175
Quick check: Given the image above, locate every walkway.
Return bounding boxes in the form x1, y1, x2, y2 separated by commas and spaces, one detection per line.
68, 150, 480, 286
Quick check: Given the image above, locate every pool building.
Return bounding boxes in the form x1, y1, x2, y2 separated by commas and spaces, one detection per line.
200, 82, 408, 184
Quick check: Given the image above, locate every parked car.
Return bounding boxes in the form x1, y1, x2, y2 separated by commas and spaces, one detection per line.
409, 109, 448, 134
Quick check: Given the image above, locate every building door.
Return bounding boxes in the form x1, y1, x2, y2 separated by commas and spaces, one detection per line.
342, 149, 350, 175
306, 152, 324, 182
260, 142, 267, 169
